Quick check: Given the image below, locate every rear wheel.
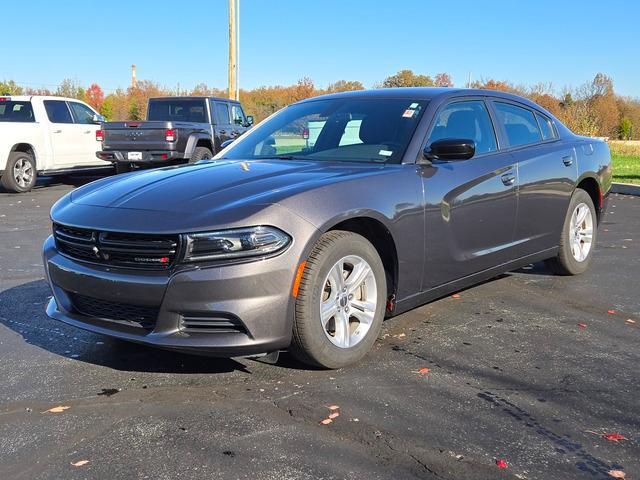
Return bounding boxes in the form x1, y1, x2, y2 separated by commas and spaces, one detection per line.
545, 189, 597, 275
290, 231, 387, 369
1, 152, 37, 193
189, 147, 213, 163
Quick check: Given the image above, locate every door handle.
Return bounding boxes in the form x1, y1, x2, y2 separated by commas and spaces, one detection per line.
501, 173, 516, 186
53, 129, 62, 133
562, 155, 573, 166
84, 130, 91, 134
219, 130, 227, 135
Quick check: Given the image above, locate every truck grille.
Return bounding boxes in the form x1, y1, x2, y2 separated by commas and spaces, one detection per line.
53, 223, 180, 270
69, 292, 158, 329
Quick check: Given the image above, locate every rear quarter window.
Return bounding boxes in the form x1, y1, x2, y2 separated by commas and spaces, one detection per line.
535, 112, 557, 141
0, 101, 35, 122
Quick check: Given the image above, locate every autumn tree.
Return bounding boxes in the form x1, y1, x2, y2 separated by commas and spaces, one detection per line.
85, 83, 104, 112
325, 80, 365, 93
0, 80, 24, 95
434, 73, 453, 87
56, 78, 85, 100
382, 70, 434, 88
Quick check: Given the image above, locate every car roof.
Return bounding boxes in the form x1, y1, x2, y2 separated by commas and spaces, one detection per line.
0, 95, 86, 102
150, 96, 238, 103
298, 87, 545, 111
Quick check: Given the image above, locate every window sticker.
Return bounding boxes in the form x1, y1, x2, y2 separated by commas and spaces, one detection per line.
402, 109, 416, 118
409, 102, 419, 109
379, 149, 393, 156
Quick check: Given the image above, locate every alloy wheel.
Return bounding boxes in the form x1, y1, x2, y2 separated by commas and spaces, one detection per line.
569, 202, 593, 262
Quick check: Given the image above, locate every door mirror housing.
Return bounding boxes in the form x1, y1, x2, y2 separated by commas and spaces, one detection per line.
220, 139, 234, 149
246, 115, 254, 126
92, 113, 106, 124
423, 139, 475, 161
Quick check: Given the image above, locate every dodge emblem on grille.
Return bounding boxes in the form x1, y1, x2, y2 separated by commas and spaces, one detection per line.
92, 246, 100, 258
92, 246, 110, 260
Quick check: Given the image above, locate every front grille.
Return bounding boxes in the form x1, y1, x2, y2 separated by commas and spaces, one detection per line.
53, 223, 179, 270
69, 292, 158, 329
179, 315, 248, 334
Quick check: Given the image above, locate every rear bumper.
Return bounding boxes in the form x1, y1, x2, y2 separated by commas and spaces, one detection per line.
96, 150, 183, 164
42, 234, 298, 356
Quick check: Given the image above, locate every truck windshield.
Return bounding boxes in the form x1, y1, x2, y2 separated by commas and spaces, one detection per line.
0, 101, 35, 122
147, 99, 207, 123
219, 97, 427, 164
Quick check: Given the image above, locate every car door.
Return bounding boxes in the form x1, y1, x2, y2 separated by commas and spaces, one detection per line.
491, 101, 578, 256
230, 103, 248, 138
421, 99, 519, 289
43, 100, 77, 168
211, 100, 233, 148
67, 101, 108, 167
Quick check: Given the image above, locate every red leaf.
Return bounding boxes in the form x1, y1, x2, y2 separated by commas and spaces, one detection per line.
603, 432, 627, 442
418, 367, 430, 375
577, 323, 587, 329
608, 309, 616, 315
451, 294, 461, 299
608, 470, 626, 478
495, 459, 508, 469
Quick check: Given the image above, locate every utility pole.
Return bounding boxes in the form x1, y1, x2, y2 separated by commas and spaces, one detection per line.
228, 0, 237, 100
131, 64, 137, 89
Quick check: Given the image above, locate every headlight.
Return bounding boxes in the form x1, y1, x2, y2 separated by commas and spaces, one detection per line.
183, 226, 290, 262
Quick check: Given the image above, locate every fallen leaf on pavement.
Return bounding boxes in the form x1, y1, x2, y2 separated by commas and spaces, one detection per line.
417, 367, 430, 375
626, 319, 636, 325
329, 412, 340, 419
603, 432, 627, 442
320, 418, 332, 425
451, 294, 461, 299
608, 309, 616, 315
71, 460, 89, 467
495, 459, 508, 469
42, 406, 70, 413
608, 470, 626, 478
577, 323, 587, 329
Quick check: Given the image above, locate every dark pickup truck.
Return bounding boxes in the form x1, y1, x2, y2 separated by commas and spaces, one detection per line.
96, 96, 252, 173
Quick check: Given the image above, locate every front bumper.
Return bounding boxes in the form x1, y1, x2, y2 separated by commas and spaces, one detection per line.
96, 150, 183, 164
43, 235, 299, 356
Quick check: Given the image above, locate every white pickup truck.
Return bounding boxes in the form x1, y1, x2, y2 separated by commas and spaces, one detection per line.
0, 95, 112, 193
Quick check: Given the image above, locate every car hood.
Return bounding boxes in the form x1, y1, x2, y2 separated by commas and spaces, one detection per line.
68, 159, 388, 214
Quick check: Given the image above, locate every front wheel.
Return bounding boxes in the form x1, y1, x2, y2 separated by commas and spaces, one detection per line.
290, 231, 387, 369
545, 189, 597, 275
1, 152, 37, 193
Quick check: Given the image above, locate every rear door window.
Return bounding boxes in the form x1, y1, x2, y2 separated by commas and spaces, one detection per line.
494, 102, 542, 147
44, 100, 74, 124
535, 112, 557, 141
0, 101, 35, 122
428, 100, 497, 156
214, 102, 231, 125
69, 102, 96, 124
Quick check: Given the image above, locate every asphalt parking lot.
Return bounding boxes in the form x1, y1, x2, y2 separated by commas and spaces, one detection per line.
0, 178, 638, 480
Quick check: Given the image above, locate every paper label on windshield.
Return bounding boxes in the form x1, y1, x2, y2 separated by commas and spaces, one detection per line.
409, 102, 419, 109
402, 109, 416, 118
379, 149, 393, 156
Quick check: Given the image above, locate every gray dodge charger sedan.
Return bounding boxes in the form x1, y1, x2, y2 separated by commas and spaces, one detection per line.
43, 88, 612, 368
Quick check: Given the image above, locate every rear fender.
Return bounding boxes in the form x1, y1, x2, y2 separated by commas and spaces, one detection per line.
184, 134, 213, 160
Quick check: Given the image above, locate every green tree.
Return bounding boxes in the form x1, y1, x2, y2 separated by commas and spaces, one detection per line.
325, 80, 365, 93
619, 117, 632, 140
0, 80, 24, 95
100, 95, 115, 120
382, 70, 434, 88
128, 100, 141, 120
56, 78, 85, 100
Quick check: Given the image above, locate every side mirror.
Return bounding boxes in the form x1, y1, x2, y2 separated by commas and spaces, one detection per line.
220, 139, 234, 149
246, 115, 254, 126
423, 139, 475, 161
92, 113, 105, 124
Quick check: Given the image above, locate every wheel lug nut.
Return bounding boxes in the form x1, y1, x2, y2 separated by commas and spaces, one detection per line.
348, 294, 353, 300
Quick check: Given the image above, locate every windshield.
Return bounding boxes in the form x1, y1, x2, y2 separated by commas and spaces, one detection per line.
219, 97, 427, 164
147, 99, 207, 122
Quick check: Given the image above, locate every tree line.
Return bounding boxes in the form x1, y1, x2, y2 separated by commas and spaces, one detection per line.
1, 70, 637, 140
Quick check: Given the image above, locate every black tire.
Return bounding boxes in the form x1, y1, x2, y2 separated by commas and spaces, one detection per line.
114, 162, 132, 175
545, 189, 597, 276
290, 230, 387, 369
1, 152, 37, 193
189, 147, 213, 163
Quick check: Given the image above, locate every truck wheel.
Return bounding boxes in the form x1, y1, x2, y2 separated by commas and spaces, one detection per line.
545, 189, 597, 275
290, 231, 387, 369
1, 152, 37, 193
115, 163, 132, 175
189, 147, 213, 163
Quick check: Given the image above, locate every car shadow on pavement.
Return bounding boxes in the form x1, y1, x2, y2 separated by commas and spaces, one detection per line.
0, 280, 251, 374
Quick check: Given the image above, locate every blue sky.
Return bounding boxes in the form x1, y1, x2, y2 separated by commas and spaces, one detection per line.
5, 0, 639, 97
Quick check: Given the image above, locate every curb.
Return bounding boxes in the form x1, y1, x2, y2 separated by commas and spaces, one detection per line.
611, 182, 640, 196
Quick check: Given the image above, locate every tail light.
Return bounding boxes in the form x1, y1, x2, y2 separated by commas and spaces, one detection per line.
96, 129, 104, 142
165, 129, 176, 142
